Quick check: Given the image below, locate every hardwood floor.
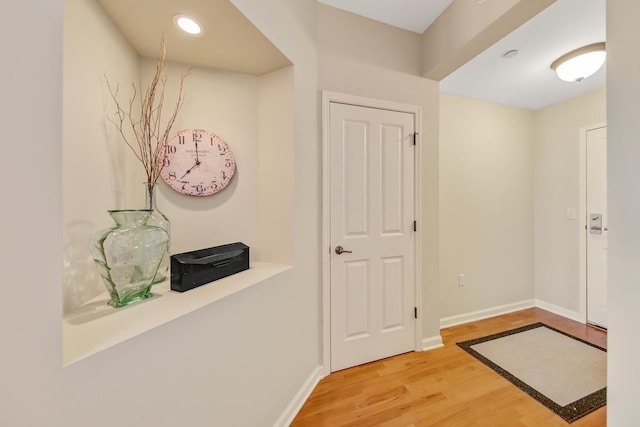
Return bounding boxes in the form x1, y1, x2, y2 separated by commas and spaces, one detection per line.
292, 308, 607, 426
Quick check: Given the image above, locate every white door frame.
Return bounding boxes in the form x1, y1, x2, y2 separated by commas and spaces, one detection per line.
578, 122, 607, 324
321, 91, 423, 377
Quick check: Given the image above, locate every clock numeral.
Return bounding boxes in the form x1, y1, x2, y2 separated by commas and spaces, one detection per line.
163, 130, 235, 196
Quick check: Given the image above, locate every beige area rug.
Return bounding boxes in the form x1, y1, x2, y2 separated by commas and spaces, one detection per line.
457, 322, 606, 423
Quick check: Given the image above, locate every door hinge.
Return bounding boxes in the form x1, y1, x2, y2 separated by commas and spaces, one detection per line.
414, 307, 418, 319
413, 220, 417, 232
413, 132, 418, 146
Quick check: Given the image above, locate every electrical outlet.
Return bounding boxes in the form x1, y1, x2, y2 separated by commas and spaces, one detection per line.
458, 274, 465, 287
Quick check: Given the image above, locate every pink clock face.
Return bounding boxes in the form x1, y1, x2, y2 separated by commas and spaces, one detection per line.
161, 129, 236, 196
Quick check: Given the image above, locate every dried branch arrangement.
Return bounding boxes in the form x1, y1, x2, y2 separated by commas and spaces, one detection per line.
105, 38, 190, 197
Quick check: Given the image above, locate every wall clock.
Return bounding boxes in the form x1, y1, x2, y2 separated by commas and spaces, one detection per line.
161, 129, 236, 196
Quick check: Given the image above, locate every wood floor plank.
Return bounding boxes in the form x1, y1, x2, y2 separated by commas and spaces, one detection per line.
291, 308, 606, 426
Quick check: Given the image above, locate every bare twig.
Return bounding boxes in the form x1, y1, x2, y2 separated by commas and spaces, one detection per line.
104, 37, 190, 195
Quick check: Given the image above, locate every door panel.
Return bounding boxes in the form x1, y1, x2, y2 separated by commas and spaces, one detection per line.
586, 126, 607, 328
381, 127, 404, 234
381, 256, 404, 330
344, 260, 369, 339
329, 102, 415, 372
344, 121, 369, 236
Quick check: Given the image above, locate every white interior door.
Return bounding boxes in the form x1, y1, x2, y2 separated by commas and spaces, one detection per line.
586, 126, 607, 329
329, 102, 415, 372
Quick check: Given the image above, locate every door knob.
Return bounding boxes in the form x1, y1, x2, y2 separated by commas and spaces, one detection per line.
335, 245, 352, 255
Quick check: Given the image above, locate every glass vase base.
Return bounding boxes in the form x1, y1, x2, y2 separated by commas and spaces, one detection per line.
108, 288, 154, 308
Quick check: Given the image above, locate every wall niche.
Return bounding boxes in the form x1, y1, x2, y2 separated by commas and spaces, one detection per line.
62, 0, 294, 366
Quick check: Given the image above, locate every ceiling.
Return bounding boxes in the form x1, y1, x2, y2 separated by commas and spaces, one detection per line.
97, 0, 606, 110
317, 0, 454, 34
96, 0, 291, 76
319, 0, 606, 110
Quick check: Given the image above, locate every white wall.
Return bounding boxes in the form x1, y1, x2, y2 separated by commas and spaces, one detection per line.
439, 93, 535, 318
606, 1, 640, 424
316, 3, 441, 342
1, 0, 320, 426
533, 88, 606, 314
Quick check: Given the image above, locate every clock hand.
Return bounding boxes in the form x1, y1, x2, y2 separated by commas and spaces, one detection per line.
194, 139, 200, 163
179, 160, 201, 180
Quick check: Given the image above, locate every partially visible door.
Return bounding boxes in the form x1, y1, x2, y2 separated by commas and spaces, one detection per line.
329, 102, 416, 372
586, 126, 607, 328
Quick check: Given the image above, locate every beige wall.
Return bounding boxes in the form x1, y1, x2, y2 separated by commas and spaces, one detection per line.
138, 59, 262, 255
316, 3, 421, 75
258, 66, 295, 264
62, 0, 140, 312
317, 3, 442, 342
6, 0, 638, 424
533, 87, 606, 314
439, 88, 607, 321
606, 1, 640, 423
2, 0, 320, 426
439, 93, 535, 318
63, 1, 294, 307
1, 0, 64, 424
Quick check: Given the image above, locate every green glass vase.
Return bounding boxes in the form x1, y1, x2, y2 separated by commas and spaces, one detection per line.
90, 209, 169, 308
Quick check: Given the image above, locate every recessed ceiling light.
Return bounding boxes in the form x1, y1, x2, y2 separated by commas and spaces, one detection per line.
173, 15, 203, 36
502, 49, 519, 59
551, 42, 606, 83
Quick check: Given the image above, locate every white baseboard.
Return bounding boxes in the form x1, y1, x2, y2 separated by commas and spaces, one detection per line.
273, 366, 323, 427
440, 299, 536, 329
422, 335, 444, 351
534, 299, 582, 322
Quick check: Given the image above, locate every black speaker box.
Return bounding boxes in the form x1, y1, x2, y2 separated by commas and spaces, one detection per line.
170, 242, 249, 292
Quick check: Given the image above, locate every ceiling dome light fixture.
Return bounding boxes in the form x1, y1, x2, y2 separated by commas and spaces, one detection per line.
550, 42, 606, 82
173, 14, 203, 36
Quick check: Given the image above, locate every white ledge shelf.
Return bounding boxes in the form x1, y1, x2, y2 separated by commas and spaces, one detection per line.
63, 261, 291, 367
